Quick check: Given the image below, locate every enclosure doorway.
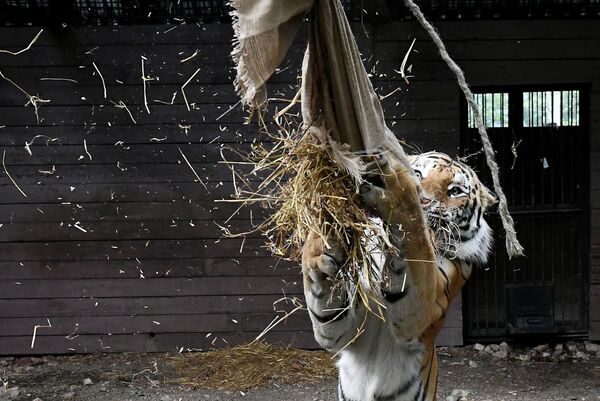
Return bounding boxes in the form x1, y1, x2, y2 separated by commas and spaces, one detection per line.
460, 85, 590, 341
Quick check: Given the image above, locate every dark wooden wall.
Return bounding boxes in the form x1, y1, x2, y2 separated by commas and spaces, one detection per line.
0, 19, 598, 355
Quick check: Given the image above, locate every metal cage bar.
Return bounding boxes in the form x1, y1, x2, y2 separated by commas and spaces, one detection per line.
460, 84, 590, 341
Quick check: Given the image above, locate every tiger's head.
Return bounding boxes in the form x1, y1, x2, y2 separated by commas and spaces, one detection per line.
408, 151, 496, 264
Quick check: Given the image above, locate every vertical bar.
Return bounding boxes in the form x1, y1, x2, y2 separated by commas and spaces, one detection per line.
560, 112, 565, 204
483, 257, 489, 334
495, 246, 501, 335
561, 90, 565, 126
536, 91, 540, 127
569, 217, 575, 327
530, 96, 536, 207
491, 92, 495, 128
523, 92, 527, 127
501, 93, 504, 127
571, 90, 575, 126
575, 90, 580, 126
531, 92, 534, 127
504, 92, 509, 127
483, 93, 487, 128
501, 222, 507, 335
561, 213, 565, 325
551, 90, 554, 126
551, 214, 556, 318
475, 258, 480, 335
569, 99, 575, 205
532, 91, 536, 127
568, 90, 572, 126
542, 91, 547, 126
550, 100, 556, 207
485, 93, 490, 128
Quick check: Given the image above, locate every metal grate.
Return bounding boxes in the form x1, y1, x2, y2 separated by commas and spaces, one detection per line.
1, 0, 599, 25
523, 90, 580, 127
76, 0, 123, 21
467, 213, 587, 338
387, 0, 600, 19
461, 85, 589, 341
468, 92, 509, 128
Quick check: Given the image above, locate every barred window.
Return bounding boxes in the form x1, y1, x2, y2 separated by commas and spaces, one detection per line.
468, 92, 509, 128
523, 90, 580, 127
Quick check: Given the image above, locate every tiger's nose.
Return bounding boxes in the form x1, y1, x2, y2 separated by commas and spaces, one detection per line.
420, 197, 432, 206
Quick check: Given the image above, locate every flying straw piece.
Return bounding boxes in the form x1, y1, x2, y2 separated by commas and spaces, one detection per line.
181, 68, 201, 111
273, 89, 301, 123
73, 222, 87, 233
92, 62, 107, 99
40, 77, 78, 83
141, 57, 154, 114
378, 87, 401, 101
24, 134, 53, 156
397, 38, 416, 84
2, 150, 27, 198
153, 91, 177, 105
0, 29, 43, 55
113, 100, 137, 124
65, 324, 79, 340
216, 99, 242, 121
251, 297, 305, 344
180, 49, 199, 63
178, 147, 207, 190
511, 139, 522, 170
39, 165, 56, 175
83, 139, 92, 161
84, 46, 99, 55
30, 318, 51, 349
0, 69, 49, 123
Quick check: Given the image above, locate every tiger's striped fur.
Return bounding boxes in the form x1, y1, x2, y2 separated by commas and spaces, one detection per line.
302, 151, 496, 401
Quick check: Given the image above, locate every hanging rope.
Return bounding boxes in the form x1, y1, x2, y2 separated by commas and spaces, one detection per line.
403, 0, 524, 259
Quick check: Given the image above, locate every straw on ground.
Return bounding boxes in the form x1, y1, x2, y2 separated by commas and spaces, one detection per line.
168, 342, 336, 390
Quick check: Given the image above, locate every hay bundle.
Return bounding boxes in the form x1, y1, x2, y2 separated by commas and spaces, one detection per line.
221, 116, 392, 311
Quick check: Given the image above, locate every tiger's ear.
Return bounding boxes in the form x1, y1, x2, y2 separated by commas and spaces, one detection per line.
481, 184, 498, 211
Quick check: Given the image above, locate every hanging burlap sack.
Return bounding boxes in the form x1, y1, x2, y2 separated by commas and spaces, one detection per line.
231, 0, 408, 179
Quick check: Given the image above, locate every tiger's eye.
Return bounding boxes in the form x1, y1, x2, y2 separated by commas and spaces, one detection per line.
448, 187, 463, 196
414, 170, 422, 179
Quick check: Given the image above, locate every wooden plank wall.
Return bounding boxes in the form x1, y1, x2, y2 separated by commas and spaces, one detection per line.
0, 24, 318, 354
0, 19, 598, 355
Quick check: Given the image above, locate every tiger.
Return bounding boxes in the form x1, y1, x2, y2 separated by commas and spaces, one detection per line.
302, 151, 497, 401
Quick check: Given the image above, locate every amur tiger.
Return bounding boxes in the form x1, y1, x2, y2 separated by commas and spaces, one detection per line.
302, 151, 497, 401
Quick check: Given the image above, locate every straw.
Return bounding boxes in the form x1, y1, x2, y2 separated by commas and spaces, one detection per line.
168, 342, 336, 390
218, 111, 392, 317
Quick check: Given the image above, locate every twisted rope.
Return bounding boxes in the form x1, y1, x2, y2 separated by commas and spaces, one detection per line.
403, 0, 524, 259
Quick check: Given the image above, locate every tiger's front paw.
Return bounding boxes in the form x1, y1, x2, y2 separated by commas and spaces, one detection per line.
359, 153, 421, 221
302, 232, 346, 279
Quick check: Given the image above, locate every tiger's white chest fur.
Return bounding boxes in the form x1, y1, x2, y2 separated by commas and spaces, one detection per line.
331, 218, 428, 401
337, 317, 425, 401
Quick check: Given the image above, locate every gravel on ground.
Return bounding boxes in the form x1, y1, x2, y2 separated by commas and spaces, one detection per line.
1, 341, 599, 401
